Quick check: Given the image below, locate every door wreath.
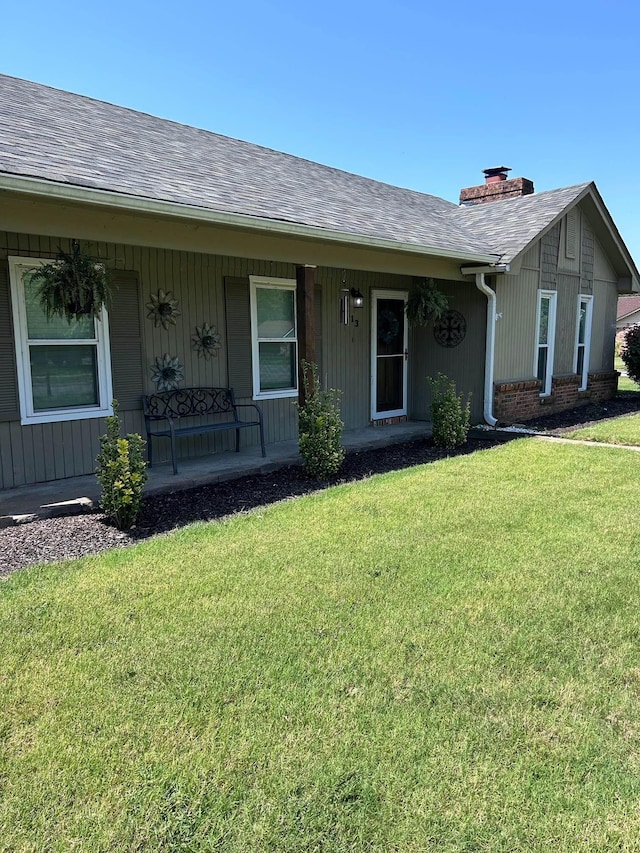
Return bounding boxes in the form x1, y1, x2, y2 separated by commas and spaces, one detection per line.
378, 309, 400, 345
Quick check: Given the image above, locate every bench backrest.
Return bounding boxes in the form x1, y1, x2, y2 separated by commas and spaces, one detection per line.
143, 388, 236, 419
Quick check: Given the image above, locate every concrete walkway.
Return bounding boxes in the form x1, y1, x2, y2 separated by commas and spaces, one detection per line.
0, 420, 430, 525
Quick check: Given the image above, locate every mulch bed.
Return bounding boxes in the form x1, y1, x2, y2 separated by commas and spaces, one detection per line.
2, 393, 639, 577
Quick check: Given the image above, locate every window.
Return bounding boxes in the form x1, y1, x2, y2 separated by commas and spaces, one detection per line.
574, 295, 593, 391
249, 276, 297, 399
535, 290, 557, 396
9, 256, 113, 425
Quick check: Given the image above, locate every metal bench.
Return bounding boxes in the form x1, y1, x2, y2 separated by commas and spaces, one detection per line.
142, 387, 266, 474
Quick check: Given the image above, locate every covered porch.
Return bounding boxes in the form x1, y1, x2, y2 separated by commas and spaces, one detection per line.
0, 420, 429, 525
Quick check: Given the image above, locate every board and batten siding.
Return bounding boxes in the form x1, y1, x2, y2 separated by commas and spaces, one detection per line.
0, 231, 421, 487
0, 235, 148, 489
591, 234, 619, 372
493, 245, 541, 382
409, 279, 486, 422
0, 235, 302, 487
494, 223, 571, 384
493, 211, 617, 386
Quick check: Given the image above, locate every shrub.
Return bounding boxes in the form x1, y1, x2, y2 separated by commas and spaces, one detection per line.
96, 400, 147, 529
295, 361, 345, 479
428, 373, 471, 449
621, 325, 640, 385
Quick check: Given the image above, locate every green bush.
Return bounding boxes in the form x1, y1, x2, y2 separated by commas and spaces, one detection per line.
621, 325, 640, 385
295, 361, 345, 479
429, 373, 471, 449
96, 400, 147, 529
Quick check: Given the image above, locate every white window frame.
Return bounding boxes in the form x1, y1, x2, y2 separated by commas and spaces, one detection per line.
534, 289, 557, 397
249, 275, 298, 400
574, 294, 593, 392
9, 256, 113, 425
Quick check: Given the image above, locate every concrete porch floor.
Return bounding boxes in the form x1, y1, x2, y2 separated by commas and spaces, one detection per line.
0, 420, 430, 525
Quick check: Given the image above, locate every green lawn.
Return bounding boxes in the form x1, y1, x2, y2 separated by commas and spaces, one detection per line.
565, 412, 640, 445
617, 374, 639, 392
615, 355, 640, 392
3, 440, 640, 851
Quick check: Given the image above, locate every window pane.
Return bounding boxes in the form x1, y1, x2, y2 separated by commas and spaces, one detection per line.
578, 302, 587, 344
538, 297, 549, 345
258, 342, 296, 391
30, 345, 98, 411
577, 344, 585, 377
256, 288, 295, 339
24, 275, 95, 340
537, 347, 547, 383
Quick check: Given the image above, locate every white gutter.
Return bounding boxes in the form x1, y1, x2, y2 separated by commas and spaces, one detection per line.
475, 273, 497, 426
460, 264, 510, 427
0, 173, 502, 265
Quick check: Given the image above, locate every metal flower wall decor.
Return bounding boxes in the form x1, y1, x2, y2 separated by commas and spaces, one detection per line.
151, 353, 184, 391
146, 289, 181, 329
192, 322, 222, 359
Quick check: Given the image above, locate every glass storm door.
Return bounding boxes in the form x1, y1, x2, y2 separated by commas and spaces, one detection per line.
371, 290, 408, 419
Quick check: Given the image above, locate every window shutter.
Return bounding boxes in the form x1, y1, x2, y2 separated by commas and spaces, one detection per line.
315, 283, 322, 376
225, 277, 253, 398
0, 260, 20, 421
109, 270, 144, 411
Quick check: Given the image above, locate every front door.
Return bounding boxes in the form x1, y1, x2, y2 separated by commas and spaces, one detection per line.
371, 290, 408, 420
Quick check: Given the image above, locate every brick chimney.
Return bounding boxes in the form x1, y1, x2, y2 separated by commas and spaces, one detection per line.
459, 167, 534, 205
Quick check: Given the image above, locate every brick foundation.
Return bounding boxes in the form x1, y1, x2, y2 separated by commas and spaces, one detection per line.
494, 372, 619, 424
372, 415, 408, 427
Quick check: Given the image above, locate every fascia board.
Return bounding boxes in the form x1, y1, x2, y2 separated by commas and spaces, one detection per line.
0, 173, 501, 266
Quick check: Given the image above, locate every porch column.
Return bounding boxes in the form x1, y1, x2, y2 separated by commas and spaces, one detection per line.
296, 264, 316, 406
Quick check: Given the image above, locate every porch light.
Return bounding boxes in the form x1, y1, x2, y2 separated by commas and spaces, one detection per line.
350, 288, 364, 308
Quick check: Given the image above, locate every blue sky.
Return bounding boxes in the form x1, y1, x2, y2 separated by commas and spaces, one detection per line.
3, 0, 640, 262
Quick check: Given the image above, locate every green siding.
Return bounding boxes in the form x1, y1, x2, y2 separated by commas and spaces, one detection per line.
555, 273, 581, 375
494, 266, 540, 382
409, 279, 486, 422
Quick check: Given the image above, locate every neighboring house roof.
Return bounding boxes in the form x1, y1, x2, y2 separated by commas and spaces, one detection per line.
0, 72, 637, 289
617, 296, 640, 321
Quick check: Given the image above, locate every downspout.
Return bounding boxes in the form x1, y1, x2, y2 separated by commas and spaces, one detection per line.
475, 273, 498, 427
460, 263, 509, 427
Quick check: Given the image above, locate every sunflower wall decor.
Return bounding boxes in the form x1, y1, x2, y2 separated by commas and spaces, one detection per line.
192, 322, 222, 359
146, 289, 181, 329
150, 353, 184, 392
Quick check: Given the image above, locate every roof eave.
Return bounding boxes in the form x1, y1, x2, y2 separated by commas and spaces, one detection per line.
0, 173, 500, 265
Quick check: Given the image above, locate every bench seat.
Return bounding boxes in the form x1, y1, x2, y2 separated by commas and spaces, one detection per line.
143, 387, 266, 474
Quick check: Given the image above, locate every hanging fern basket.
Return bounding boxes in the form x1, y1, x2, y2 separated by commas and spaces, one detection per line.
405, 278, 448, 328
29, 240, 112, 324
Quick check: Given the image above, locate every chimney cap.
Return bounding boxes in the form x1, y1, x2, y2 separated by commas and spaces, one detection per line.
483, 166, 511, 178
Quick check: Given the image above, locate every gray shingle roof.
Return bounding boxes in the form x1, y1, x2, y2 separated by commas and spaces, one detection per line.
453, 184, 592, 262
0, 74, 491, 258
0, 74, 602, 266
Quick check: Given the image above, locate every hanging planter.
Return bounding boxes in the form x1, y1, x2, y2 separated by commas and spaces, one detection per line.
29, 240, 112, 323
405, 278, 448, 328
